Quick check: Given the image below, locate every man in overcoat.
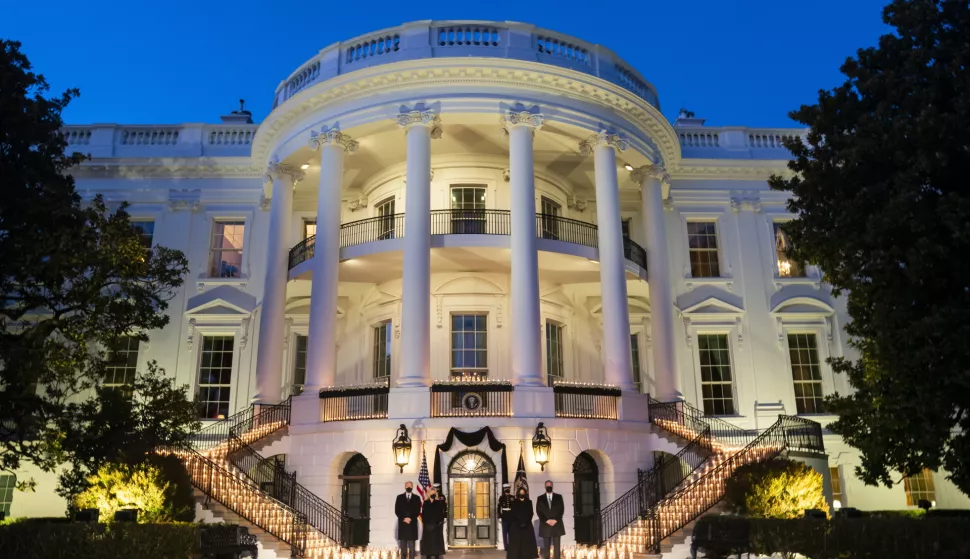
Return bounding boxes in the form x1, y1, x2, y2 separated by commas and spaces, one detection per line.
396, 481, 422, 559
535, 480, 565, 559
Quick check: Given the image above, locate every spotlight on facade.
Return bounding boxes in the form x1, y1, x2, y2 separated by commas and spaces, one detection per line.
624, 164, 634, 171
393, 424, 412, 473
301, 163, 310, 170
532, 422, 551, 471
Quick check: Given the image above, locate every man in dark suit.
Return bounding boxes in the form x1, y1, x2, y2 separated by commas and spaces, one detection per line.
395, 481, 421, 559
536, 480, 565, 559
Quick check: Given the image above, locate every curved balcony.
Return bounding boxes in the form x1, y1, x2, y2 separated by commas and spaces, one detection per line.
288, 210, 648, 273
272, 21, 659, 110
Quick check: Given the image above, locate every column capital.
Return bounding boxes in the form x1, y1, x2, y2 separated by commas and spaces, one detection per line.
502, 110, 543, 130
629, 163, 670, 187
579, 130, 628, 155
309, 126, 358, 153
265, 161, 305, 184
397, 110, 443, 138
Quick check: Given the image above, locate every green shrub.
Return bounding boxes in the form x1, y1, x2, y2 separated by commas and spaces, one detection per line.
147, 454, 195, 522
868, 508, 926, 518
73, 461, 190, 523
723, 458, 829, 519
0, 522, 200, 559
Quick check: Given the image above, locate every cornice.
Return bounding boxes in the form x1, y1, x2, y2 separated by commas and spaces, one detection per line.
670, 159, 795, 181
70, 159, 263, 179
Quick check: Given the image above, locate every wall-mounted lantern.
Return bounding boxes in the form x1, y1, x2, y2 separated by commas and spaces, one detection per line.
532, 422, 551, 472
393, 424, 412, 473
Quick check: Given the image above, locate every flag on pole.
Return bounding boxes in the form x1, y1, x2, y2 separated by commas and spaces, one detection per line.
417, 443, 431, 503
514, 445, 529, 495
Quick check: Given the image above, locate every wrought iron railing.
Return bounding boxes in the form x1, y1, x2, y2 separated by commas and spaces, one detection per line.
535, 213, 598, 248
430, 381, 514, 417
319, 383, 390, 422
289, 236, 315, 269
340, 213, 405, 247
552, 382, 620, 420
648, 397, 757, 451
431, 209, 510, 235
624, 237, 647, 271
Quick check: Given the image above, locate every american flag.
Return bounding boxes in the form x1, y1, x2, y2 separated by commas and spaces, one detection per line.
514, 449, 528, 495
417, 445, 431, 503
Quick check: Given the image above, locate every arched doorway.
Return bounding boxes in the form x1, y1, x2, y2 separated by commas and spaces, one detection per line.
572, 452, 600, 545
448, 450, 496, 548
341, 454, 371, 547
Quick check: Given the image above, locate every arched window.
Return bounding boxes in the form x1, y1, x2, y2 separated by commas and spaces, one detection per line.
449, 451, 496, 477
341, 454, 371, 547
572, 452, 600, 545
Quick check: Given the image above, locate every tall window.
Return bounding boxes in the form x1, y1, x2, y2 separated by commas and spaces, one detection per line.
788, 333, 825, 414
104, 337, 140, 395
375, 198, 396, 240
0, 474, 15, 517
292, 334, 308, 395
197, 336, 234, 419
687, 221, 720, 278
451, 314, 487, 379
774, 222, 805, 277
450, 186, 487, 235
540, 197, 561, 240
209, 221, 245, 278
697, 334, 735, 415
131, 220, 155, 248
904, 469, 936, 506
304, 220, 317, 239
546, 322, 564, 385
631, 334, 642, 392
451, 186, 486, 210
373, 321, 392, 379
830, 467, 843, 508
621, 219, 631, 239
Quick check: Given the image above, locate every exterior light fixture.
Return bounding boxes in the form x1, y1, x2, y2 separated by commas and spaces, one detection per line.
301, 163, 310, 170
624, 164, 634, 171
393, 424, 412, 473
532, 422, 551, 471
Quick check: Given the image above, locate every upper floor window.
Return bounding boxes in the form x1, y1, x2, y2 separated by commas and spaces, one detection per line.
830, 466, 843, 508
304, 220, 317, 240
788, 333, 824, 414
197, 335, 234, 419
451, 186, 486, 211
209, 221, 245, 278
130, 220, 155, 249
375, 198, 396, 240
373, 320, 392, 379
450, 185, 487, 235
621, 218, 631, 239
697, 333, 735, 416
540, 197, 562, 240
687, 221, 720, 278
0, 474, 15, 517
451, 314, 487, 379
292, 334, 308, 395
545, 321, 564, 385
904, 469, 936, 507
774, 222, 805, 277
631, 333, 642, 392
104, 337, 140, 396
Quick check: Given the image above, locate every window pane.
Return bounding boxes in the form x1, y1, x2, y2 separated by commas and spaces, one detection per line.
774, 222, 805, 277
209, 221, 245, 278
788, 333, 824, 414
197, 335, 234, 419
698, 334, 734, 415
373, 321, 391, 379
0, 474, 16, 516
904, 469, 936, 506
687, 222, 720, 278
104, 337, 140, 397
131, 220, 155, 248
451, 314, 488, 375
546, 322, 564, 386
631, 334, 642, 390
293, 335, 308, 387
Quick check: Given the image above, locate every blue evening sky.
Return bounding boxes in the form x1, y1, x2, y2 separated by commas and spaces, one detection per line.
2, 0, 891, 128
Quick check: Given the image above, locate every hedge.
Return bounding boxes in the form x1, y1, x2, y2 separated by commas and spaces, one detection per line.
692, 515, 970, 559
0, 522, 200, 559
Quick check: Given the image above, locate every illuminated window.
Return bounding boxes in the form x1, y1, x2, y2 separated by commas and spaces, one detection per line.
631, 334, 642, 392
904, 469, 936, 507
375, 198, 396, 240
774, 222, 805, 277
292, 334, 307, 394
546, 322, 564, 385
830, 466, 843, 507
208, 221, 245, 278
104, 337, 139, 396
197, 336, 234, 419
687, 222, 720, 278
303, 220, 317, 239
0, 474, 15, 516
451, 314, 487, 378
373, 321, 392, 379
788, 333, 825, 414
698, 334, 735, 415
451, 186, 486, 210
540, 197, 561, 240
130, 220, 155, 248
450, 186, 487, 235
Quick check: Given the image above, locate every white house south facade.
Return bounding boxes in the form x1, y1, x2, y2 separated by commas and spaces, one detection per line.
9, 20, 970, 558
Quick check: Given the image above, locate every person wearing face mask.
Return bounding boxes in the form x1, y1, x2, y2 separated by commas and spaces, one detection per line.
396, 481, 421, 559
506, 488, 538, 559
535, 481, 564, 559
498, 483, 514, 549
420, 485, 446, 559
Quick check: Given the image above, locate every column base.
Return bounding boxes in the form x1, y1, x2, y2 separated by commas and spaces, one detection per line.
388, 386, 431, 419
619, 391, 650, 423
290, 391, 322, 425
512, 385, 555, 418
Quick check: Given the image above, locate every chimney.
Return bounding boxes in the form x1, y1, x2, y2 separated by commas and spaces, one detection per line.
220, 99, 253, 124
674, 108, 706, 127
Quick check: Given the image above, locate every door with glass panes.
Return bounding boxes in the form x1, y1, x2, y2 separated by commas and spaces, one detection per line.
540, 197, 561, 240
451, 186, 486, 234
449, 451, 496, 548
375, 198, 396, 240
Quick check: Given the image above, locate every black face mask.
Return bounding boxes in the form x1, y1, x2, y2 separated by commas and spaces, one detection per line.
406, 488, 412, 494
545, 487, 553, 493
504, 489, 510, 494
517, 493, 526, 499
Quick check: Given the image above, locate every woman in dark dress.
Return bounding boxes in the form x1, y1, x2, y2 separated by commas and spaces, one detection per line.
421, 486, 446, 559
507, 489, 538, 559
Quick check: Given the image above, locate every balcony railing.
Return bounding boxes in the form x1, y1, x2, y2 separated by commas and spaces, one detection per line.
552, 381, 620, 420
430, 380, 514, 418
319, 383, 390, 422
288, 211, 648, 272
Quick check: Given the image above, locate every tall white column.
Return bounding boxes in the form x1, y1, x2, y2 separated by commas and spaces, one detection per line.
581, 131, 636, 391
397, 110, 441, 387
632, 164, 681, 401
504, 110, 545, 386
304, 127, 358, 391
254, 161, 303, 403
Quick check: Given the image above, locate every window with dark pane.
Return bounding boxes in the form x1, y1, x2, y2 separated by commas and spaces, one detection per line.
197, 335, 234, 419
697, 334, 735, 415
451, 314, 488, 376
540, 197, 561, 240
830, 467, 843, 506
104, 337, 140, 396
631, 334, 642, 391
130, 220, 155, 249
621, 218, 631, 239
546, 322, 564, 385
293, 335, 308, 393
774, 222, 805, 277
687, 221, 721, 278
373, 320, 392, 379
376, 198, 396, 240
788, 333, 824, 414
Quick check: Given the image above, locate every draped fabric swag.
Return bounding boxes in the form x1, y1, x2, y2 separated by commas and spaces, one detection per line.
432, 426, 509, 486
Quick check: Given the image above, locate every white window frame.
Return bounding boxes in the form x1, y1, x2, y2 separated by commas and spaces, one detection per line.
630, 330, 644, 393
284, 317, 309, 398
786, 331, 827, 415
195, 333, 238, 420
678, 212, 733, 290
544, 319, 565, 386
449, 312, 489, 379
693, 330, 738, 417
203, 210, 253, 282
103, 336, 142, 393
0, 474, 15, 516
372, 319, 393, 381
761, 213, 821, 289
129, 219, 156, 249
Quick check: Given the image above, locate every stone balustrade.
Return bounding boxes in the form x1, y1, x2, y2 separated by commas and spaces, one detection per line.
271, 21, 660, 110
61, 123, 258, 158
676, 126, 808, 159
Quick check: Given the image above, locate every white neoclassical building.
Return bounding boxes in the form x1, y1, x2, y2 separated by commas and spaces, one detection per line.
9, 20, 970, 558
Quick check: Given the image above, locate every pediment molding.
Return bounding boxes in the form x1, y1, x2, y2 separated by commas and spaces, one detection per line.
679, 296, 744, 319
770, 296, 835, 319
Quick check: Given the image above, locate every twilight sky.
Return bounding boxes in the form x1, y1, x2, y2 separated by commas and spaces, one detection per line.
2, 0, 891, 127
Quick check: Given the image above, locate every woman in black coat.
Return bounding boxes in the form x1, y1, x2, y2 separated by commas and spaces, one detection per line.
421, 486, 447, 559
506, 488, 538, 559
